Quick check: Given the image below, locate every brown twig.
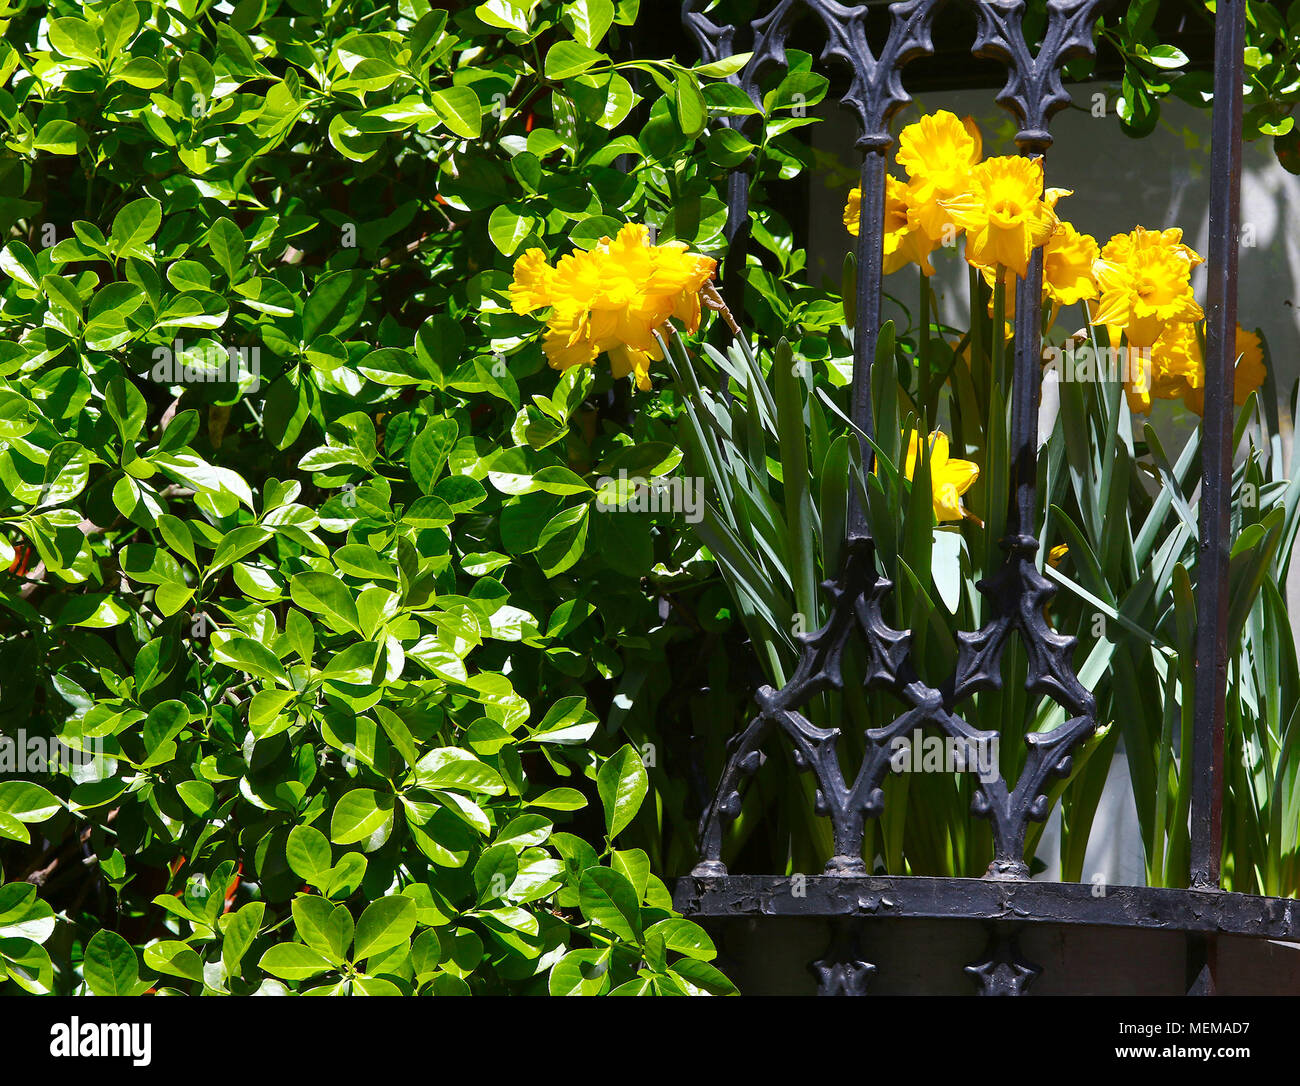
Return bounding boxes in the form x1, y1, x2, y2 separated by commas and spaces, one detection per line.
702, 282, 741, 336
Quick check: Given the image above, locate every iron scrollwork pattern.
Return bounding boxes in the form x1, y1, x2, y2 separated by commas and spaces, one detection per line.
686, 1, 1111, 894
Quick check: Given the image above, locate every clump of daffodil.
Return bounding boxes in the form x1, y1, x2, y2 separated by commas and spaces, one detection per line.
939, 155, 1060, 279
903, 429, 980, 524
843, 174, 938, 275
1091, 226, 1204, 349
895, 110, 983, 243
508, 224, 716, 390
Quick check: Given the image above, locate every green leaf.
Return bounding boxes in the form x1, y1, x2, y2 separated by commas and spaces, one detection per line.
292, 896, 352, 962
645, 918, 716, 960
110, 198, 163, 256
290, 572, 360, 633
564, 0, 616, 47
0, 243, 40, 290
48, 18, 101, 63
670, 957, 738, 995
33, 120, 88, 156
83, 930, 146, 996
352, 896, 417, 960
287, 825, 333, 883
258, 942, 334, 981
0, 782, 60, 841
329, 789, 396, 849
410, 417, 459, 494
578, 867, 642, 942
303, 270, 368, 342
414, 748, 506, 795
207, 217, 248, 280
143, 940, 205, 984
674, 71, 708, 137
596, 744, 648, 838
545, 41, 602, 80
101, 0, 141, 55
487, 203, 544, 256
219, 901, 265, 979
429, 87, 483, 139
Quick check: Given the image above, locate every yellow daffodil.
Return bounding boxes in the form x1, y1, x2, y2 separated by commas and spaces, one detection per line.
1048, 543, 1069, 568
1124, 320, 1265, 417
508, 224, 716, 390
895, 110, 983, 242
507, 248, 557, 313
939, 155, 1058, 279
1231, 325, 1266, 405
1151, 321, 1203, 399
1091, 226, 1204, 349
1124, 322, 1197, 415
1180, 324, 1267, 415
1043, 219, 1100, 305
903, 428, 980, 524
1123, 348, 1155, 415
982, 215, 1098, 320
1100, 225, 1203, 271
843, 174, 938, 275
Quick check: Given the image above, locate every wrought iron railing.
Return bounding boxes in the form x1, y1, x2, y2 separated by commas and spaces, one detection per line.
672, 0, 1300, 994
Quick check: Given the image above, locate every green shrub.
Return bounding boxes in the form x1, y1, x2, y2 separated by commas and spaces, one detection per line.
0, 0, 768, 996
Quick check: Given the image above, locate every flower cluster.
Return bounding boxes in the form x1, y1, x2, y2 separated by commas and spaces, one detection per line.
508, 224, 717, 390
840, 111, 1266, 418
1092, 226, 1203, 349
1088, 226, 1265, 415
842, 110, 1094, 302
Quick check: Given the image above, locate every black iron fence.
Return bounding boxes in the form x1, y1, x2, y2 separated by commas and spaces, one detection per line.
671, 0, 1298, 994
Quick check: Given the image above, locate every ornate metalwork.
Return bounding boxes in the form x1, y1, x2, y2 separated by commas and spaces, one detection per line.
684, 0, 937, 150
970, 0, 1109, 152
965, 931, 1041, 995
678, 0, 1254, 996
810, 921, 876, 995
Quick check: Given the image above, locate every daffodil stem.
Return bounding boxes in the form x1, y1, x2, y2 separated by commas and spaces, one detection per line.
992, 265, 1007, 397
968, 265, 985, 407
918, 265, 932, 428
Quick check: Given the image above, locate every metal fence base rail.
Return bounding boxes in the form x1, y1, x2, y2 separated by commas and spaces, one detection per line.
673, 875, 1299, 994
674, 876, 1300, 938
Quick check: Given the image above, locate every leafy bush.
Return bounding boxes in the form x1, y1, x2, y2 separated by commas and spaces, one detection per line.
0, 0, 760, 996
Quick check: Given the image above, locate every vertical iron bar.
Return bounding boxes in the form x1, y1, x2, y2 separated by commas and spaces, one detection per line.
718, 158, 752, 338
1009, 241, 1045, 543
1190, 0, 1246, 897
847, 148, 888, 536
